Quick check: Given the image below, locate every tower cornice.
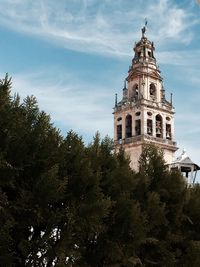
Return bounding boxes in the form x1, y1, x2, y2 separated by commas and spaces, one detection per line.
127, 69, 162, 82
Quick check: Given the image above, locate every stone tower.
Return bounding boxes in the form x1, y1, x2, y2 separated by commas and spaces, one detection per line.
113, 25, 177, 170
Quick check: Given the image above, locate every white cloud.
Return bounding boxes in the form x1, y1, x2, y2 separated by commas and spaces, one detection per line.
157, 50, 200, 66
0, 0, 197, 57
147, 0, 196, 44
10, 69, 113, 139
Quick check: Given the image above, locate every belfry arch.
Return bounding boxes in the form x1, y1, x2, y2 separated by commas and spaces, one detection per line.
156, 114, 163, 138
125, 114, 132, 138
149, 83, 156, 99
131, 84, 139, 100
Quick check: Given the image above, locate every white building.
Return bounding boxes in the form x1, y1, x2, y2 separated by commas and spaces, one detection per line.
113, 25, 178, 171
170, 150, 200, 184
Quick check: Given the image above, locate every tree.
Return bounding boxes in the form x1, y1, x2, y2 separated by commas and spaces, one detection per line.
0, 76, 65, 266
136, 144, 191, 266
1, 75, 200, 266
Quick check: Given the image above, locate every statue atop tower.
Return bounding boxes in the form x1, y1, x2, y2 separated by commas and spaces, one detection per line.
113, 25, 177, 170
141, 18, 148, 38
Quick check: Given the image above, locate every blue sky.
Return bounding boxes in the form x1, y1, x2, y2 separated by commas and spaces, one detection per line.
0, 0, 200, 168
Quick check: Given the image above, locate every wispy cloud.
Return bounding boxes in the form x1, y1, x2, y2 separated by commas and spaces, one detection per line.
0, 0, 197, 58
9, 69, 113, 140
157, 50, 200, 66
146, 0, 197, 45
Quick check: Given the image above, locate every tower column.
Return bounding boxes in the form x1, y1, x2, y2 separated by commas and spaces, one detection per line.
122, 115, 126, 139
144, 111, 147, 135
171, 120, 175, 140
114, 120, 117, 141
132, 116, 135, 136
163, 117, 166, 139
152, 115, 156, 138
141, 111, 144, 135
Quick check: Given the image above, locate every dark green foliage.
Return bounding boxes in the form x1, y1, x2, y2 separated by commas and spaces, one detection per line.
135, 145, 188, 266
0, 76, 64, 266
0, 75, 200, 266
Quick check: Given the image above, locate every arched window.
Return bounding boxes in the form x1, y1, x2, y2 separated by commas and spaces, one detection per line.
131, 84, 139, 101
166, 124, 171, 140
156, 114, 163, 138
126, 115, 132, 138
135, 119, 141, 136
148, 51, 152, 57
149, 83, 156, 99
117, 125, 122, 140
147, 119, 153, 135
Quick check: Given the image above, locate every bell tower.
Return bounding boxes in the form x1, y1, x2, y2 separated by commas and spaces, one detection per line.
114, 24, 177, 170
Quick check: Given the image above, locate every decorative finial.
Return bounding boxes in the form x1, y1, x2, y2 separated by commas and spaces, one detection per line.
181, 149, 187, 160
123, 79, 127, 89
115, 93, 118, 107
161, 81, 165, 102
170, 93, 173, 105
141, 18, 148, 37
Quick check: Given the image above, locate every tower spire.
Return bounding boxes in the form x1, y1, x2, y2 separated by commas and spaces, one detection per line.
124, 79, 126, 89
115, 93, 118, 107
